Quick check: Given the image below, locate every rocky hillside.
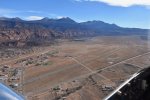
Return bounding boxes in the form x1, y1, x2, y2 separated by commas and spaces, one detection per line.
0, 17, 148, 46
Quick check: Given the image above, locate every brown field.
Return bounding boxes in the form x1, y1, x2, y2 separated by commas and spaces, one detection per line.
1, 35, 150, 100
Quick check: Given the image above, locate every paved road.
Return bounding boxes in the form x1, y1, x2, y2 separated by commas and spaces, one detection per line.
24, 51, 150, 94
69, 51, 150, 82
99, 51, 150, 71
7, 49, 150, 96
29, 51, 150, 96
23, 48, 120, 85
23, 63, 83, 84
28, 51, 150, 96
70, 57, 111, 82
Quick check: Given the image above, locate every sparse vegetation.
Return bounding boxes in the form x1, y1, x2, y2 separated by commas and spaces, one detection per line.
35, 61, 53, 66
46, 50, 58, 56
26, 61, 33, 65
53, 86, 60, 91
42, 61, 53, 66
1, 36, 149, 100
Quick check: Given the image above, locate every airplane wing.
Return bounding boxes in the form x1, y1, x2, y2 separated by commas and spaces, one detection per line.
0, 83, 25, 100
104, 67, 150, 100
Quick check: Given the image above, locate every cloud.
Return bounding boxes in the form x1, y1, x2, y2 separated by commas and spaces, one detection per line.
0, 8, 14, 13
0, 8, 55, 18
0, 8, 16, 16
0, 8, 43, 14
25, 10, 42, 13
75, 0, 150, 7
26, 16, 44, 20
74, 0, 82, 2
56, 16, 67, 19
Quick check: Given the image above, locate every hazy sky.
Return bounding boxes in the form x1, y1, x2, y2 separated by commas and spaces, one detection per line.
0, 0, 150, 29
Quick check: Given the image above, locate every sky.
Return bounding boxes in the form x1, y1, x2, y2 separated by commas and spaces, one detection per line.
0, 0, 150, 29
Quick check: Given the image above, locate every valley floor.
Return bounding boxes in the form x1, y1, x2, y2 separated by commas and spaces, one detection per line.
0, 35, 150, 100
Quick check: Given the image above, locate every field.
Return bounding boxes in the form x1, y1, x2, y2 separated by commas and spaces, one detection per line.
0, 35, 150, 100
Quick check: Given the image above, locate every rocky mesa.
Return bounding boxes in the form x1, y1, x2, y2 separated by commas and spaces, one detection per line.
0, 17, 148, 46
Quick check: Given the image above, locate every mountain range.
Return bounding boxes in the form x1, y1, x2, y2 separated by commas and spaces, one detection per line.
0, 17, 148, 46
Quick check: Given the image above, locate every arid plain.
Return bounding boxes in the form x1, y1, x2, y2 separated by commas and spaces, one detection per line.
0, 35, 150, 100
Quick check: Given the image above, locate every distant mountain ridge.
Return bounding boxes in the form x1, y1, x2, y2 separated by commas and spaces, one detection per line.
0, 17, 148, 46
